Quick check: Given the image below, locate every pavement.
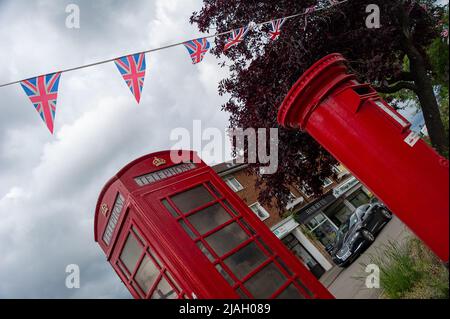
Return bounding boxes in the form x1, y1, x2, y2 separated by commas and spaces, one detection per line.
319, 216, 413, 299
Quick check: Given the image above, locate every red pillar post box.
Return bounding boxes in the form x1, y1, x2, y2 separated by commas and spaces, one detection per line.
94, 150, 333, 299
277, 53, 449, 262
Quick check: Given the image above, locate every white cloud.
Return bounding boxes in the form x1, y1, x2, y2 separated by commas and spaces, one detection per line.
0, 0, 231, 298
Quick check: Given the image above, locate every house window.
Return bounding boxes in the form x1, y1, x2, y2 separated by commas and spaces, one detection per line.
347, 189, 370, 209
249, 202, 270, 221
225, 177, 244, 192
321, 177, 333, 188
298, 184, 313, 198
332, 165, 342, 174
286, 192, 304, 210
288, 192, 297, 202
306, 213, 339, 247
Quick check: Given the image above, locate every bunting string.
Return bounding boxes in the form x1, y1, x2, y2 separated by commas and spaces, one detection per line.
0, 0, 348, 134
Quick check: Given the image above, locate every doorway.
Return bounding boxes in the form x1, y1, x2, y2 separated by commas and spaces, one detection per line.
282, 233, 326, 279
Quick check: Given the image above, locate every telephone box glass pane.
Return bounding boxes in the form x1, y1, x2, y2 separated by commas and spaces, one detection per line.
196, 241, 215, 262
161, 199, 178, 217
179, 220, 196, 239
275, 283, 305, 299
187, 203, 232, 235
120, 233, 142, 273
215, 264, 234, 285
171, 185, 214, 213
151, 276, 176, 299
224, 242, 267, 280
135, 255, 159, 294
244, 263, 287, 298
205, 222, 249, 256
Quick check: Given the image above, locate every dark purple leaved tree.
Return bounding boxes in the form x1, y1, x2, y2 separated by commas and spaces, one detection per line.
191, 0, 448, 212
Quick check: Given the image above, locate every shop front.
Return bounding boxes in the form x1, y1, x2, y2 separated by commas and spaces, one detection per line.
294, 177, 373, 255
271, 216, 333, 279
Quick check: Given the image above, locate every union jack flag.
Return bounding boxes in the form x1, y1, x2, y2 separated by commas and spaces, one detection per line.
20, 72, 62, 134
114, 53, 146, 103
224, 26, 250, 51
183, 38, 211, 64
268, 18, 286, 41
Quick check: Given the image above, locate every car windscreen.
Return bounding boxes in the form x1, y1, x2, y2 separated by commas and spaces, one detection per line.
349, 213, 358, 229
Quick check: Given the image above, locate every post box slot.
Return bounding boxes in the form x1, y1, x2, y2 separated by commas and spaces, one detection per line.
352, 86, 375, 96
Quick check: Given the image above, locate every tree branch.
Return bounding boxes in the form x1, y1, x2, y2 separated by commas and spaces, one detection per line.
388, 71, 414, 84
374, 81, 418, 94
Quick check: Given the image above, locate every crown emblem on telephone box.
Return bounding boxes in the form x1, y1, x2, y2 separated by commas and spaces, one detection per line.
152, 157, 166, 167
100, 203, 109, 216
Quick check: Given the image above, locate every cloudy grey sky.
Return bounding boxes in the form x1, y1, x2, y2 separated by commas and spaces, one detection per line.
0, 0, 232, 298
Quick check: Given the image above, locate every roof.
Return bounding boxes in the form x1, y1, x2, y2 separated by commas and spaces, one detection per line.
211, 160, 247, 176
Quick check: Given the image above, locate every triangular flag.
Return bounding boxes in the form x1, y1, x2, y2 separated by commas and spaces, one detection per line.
224, 26, 250, 51
183, 38, 211, 64
20, 72, 62, 134
268, 18, 287, 41
114, 53, 146, 103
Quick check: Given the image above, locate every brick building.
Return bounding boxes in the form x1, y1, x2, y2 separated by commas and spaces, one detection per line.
212, 161, 374, 279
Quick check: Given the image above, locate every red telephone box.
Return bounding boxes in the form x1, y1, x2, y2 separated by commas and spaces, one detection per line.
94, 150, 333, 299
278, 53, 449, 262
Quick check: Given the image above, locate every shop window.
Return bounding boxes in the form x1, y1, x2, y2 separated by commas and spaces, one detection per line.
282, 234, 325, 279
205, 222, 249, 256
311, 220, 338, 248
244, 263, 286, 299
225, 177, 244, 192
186, 203, 232, 235
306, 213, 338, 248
325, 202, 353, 226
224, 242, 267, 280
347, 189, 370, 209
249, 202, 270, 221
171, 185, 214, 213
120, 232, 142, 273
306, 213, 326, 230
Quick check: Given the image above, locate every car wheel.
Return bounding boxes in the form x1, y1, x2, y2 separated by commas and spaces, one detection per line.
380, 208, 393, 220
361, 229, 375, 242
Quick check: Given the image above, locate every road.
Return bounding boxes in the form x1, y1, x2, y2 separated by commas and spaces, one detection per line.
320, 216, 413, 299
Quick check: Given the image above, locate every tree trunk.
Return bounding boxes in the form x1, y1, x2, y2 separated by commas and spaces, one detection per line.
405, 42, 448, 155
395, 1, 448, 155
